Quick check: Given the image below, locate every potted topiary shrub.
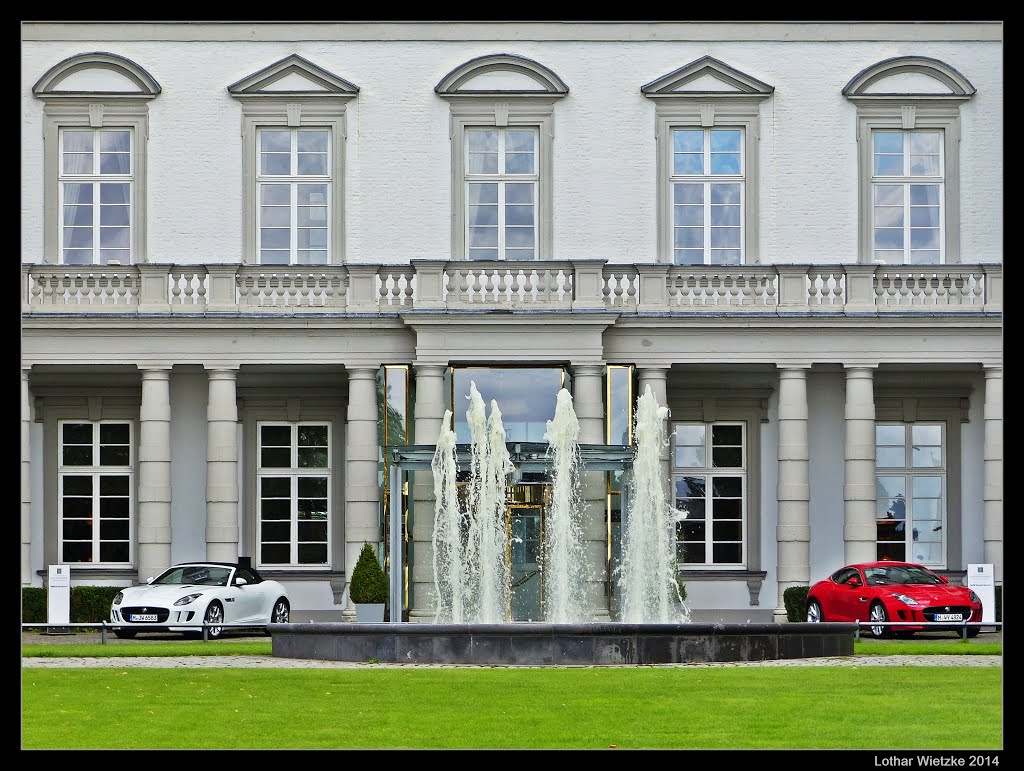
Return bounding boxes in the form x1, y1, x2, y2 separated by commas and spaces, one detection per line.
349, 542, 388, 622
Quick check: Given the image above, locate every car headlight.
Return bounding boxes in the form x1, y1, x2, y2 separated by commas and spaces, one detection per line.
173, 593, 203, 606
969, 590, 981, 604
891, 593, 919, 606
113, 592, 123, 606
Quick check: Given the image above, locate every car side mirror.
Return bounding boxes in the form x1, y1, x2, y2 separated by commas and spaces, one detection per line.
146, 576, 155, 584
939, 575, 949, 584
845, 576, 861, 586
235, 577, 248, 586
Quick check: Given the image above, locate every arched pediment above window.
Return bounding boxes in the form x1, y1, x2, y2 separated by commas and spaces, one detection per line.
641, 56, 773, 100
227, 54, 359, 101
435, 53, 569, 98
32, 52, 161, 100
842, 56, 976, 103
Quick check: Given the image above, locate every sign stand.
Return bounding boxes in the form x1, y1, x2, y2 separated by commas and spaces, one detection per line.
46, 564, 71, 635
966, 563, 996, 625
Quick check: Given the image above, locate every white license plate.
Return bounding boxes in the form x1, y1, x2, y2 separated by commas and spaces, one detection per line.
130, 614, 158, 622
933, 613, 962, 622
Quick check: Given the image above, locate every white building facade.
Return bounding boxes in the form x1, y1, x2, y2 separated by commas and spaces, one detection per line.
20, 21, 1002, 622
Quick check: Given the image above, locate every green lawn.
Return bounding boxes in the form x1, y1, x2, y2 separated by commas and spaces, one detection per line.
22, 666, 1002, 749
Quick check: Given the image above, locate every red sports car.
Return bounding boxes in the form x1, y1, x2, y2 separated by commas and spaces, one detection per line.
805, 561, 984, 638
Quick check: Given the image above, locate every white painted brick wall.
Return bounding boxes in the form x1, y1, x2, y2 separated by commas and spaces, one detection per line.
20, 30, 1002, 265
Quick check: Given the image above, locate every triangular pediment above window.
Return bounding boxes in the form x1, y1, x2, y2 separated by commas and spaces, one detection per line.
641, 56, 773, 99
33, 52, 161, 100
227, 54, 359, 99
842, 56, 976, 103
435, 53, 569, 98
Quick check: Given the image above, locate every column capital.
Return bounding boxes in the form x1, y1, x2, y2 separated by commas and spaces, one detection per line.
843, 364, 878, 374
636, 365, 671, 378
138, 366, 173, 378
413, 363, 448, 378
571, 363, 606, 378
205, 368, 239, 380
983, 365, 1003, 378
776, 364, 811, 374
22, 367, 31, 380
346, 366, 380, 381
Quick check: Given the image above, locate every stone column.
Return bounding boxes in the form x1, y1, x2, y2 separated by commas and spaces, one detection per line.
205, 368, 239, 563
410, 363, 447, 621
775, 366, 811, 622
844, 366, 877, 565
983, 366, 1002, 583
572, 363, 608, 620
637, 367, 671, 494
344, 367, 382, 617
137, 368, 173, 582
22, 368, 32, 587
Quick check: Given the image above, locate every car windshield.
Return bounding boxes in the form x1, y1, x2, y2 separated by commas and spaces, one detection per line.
864, 565, 942, 586
152, 566, 231, 587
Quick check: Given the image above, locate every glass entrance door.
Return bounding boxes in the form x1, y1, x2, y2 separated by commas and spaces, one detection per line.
508, 484, 547, 621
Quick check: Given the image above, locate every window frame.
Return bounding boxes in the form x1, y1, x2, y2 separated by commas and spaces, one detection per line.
668, 126, 747, 266
654, 103, 763, 265
57, 418, 134, 567
874, 421, 948, 568
449, 102, 555, 261
256, 420, 333, 569
856, 109, 963, 264
240, 105, 347, 265
671, 420, 748, 569
42, 104, 150, 265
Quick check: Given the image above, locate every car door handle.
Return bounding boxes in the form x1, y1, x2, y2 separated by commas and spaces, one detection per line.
858, 597, 868, 602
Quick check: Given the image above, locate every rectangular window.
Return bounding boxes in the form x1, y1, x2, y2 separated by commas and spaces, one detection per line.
871, 130, 944, 264
670, 128, 744, 266
257, 128, 331, 265
671, 422, 745, 566
257, 422, 330, 566
58, 420, 132, 564
875, 422, 946, 566
465, 127, 538, 260
59, 128, 133, 265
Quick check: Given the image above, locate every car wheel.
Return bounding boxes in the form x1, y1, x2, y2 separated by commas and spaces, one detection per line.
266, 597, 290, 634
868, 601, 891, 639
113, 629, 136, 639
203, 601, 225, 640
965, 626, 981, 639
806, 599, 824, 623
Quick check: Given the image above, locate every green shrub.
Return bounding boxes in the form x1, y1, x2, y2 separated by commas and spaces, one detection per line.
72, 586, 124, 623
349, 543, 389, 605
21, 588, 46, 623
22, 585, 127, 624
783, 586, 809, 622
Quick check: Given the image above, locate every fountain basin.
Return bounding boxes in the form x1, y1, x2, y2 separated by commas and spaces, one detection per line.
270, 622, 856, 665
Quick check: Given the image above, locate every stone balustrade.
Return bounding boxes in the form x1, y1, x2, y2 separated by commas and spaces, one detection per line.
22, 261, 1002, 315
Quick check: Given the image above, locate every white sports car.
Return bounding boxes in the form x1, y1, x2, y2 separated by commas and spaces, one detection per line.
110, 562, 290, 639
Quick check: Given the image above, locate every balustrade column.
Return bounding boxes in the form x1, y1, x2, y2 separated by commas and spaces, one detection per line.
571, 363, 609, 620
775, 366, 811, 622
22, 368, 32, 586
983, 367, 1003, 582
410, 364, 448, 621
843, 366, 877, 564
138, 368, 173, 582
344, 367, 382, 616
205, 368, 239, 562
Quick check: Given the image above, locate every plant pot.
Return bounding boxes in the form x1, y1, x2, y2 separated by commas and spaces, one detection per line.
355, 603, 385, 622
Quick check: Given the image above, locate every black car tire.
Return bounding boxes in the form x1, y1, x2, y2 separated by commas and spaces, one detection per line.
113, 629, 137, 639
265, 598, 290, 635
204, 601, 225, 640
806, 599, 824, 623
965, 626, 981, 639
868, 601, 891, 639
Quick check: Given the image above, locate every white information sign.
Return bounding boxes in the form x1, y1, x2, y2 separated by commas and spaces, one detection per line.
47, 564, 71, 625
966, 563, 996, 624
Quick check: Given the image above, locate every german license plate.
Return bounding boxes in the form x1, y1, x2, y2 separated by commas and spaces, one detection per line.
933, 613, 962, 622
130, 614, 157, 622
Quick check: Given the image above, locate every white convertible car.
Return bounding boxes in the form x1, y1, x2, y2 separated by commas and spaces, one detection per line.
110, 562, 290, 639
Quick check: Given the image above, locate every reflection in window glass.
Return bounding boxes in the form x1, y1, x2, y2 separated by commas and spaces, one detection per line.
452, 368, 565, 443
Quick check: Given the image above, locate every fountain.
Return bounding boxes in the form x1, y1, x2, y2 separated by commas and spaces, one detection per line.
271, 381, 857, 664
